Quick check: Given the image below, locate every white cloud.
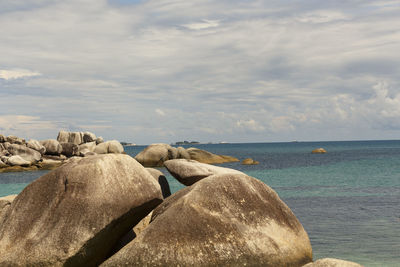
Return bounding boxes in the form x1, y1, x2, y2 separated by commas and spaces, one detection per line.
155, 109, 166, 116
0, 69, 41, 80
236, 119, 265, 132
183, 19, 220, 30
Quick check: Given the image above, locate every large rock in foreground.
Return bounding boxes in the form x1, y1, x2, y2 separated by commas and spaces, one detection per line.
102, 173, 312, 266
164, 159, 243, 186
187, 147, 239, 164
303, 258, 363, 267
0, 154, 163, 266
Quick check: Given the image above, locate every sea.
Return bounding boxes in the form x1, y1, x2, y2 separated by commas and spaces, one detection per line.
1, 140, 399, 266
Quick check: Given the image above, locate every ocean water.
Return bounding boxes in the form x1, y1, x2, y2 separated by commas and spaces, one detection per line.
1, 140, 399, 266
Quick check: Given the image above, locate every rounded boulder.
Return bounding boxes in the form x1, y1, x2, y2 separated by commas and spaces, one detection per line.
0, 154, 163, 266
102, 173, 312, 266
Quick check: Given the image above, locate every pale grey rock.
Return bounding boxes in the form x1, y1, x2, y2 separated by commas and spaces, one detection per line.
68, 132, 83, 145
78, 141, 96, 155
146, 168, 171, 198
27, 139, 46, 155
7, 155, 31, 166
94, 141, 124, 154
0, 154, 163, 267
96, 136, 104, 144
94, 142, 108, 154
134, 143, 177, 167
6, 143, 42, 165
177, 146, 191, 159
0, 159, 7, 168
107, 140, 124, 154
60, 142, 79, 157
168, 146, 178, 159
83, 151, 97, 157
164, 159, 243, 186
41, 139, 63, 155
83, 131, 97, 143
303, 258, 363, 267
43, 154, 67, 161
102, 173, 312, 267
0, 134, 5, 143
57, 130, 69, 143
6, 135, 25, 145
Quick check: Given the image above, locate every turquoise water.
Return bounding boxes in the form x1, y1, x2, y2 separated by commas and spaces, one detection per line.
1, 141, 399, 266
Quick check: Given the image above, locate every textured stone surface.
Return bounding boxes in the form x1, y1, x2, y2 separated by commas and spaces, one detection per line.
6, 155, 31, 166
60, 142, 79, 157
0, 154, 163, 266
303, 258, 363, 267
186, 147, 239, 164
177, 146, 191, 159
164, 159, 243, 186
27, 139, 46, 155
6, 143, 41, 165
102, 173, 312, 267
134, 143, 175, 167
57, 130, 70, 143
6, 135, 25, 145
41, 139, 63, 155
83, 131, 97, 143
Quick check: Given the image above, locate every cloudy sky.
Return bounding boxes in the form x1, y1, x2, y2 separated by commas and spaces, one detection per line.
1, 0, 400, 144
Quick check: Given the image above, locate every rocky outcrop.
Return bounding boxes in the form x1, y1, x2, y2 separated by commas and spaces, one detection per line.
135, 144, 239, 167
102, 173, 312, 266
27, 139, 46, 155
94, 140, 124, 154
0, 131, 125, 172
6, 155, 31, 167
60, 142, 79, 157
164, 159, 243, 186
6, 143, 42, 164
312, 148, 327, 154
40, 139, 63, 155
303, 258, 363, 267
242, 158, 260, 165
146, 168, 171, 198
0, 154, 163, 266
187, 147, 239, 164
0, 194, 17, 222
135, 143, 175, 167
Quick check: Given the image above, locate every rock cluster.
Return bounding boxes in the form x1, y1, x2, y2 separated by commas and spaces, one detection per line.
135, 143, 239, 167
0, 131, 124, 172
0, 156, 363, 266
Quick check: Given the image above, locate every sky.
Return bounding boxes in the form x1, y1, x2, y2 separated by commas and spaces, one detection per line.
1, 0, 400, 144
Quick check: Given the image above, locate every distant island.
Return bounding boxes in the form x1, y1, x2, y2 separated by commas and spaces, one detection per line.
174, 141, 200, 145
120, 142, 136, 146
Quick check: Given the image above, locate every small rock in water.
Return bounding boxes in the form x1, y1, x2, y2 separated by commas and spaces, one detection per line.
312, 148, 327, 154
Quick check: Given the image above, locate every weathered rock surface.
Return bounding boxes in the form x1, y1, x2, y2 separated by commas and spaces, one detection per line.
60, 142, 79, 157
40, 139, 63, 155
0, 159, 6, 168
146, 168, 171, 198
0, 134, 6, 143
164, 159, 243, 186
68, 132, 83, 145
102, 173, 312, 267
242, 158, 260, 165
0, 154, 163, 266
0, 195, 17, 224
94, 140, 124, 154
187, 147, 239, 164
303, 258, 363, 267
57, 130, 70, 143
96, 136, 104, 144
27, 139, 46, 155
6, 155, 31, 167
135, 143, 175, 167
6, 135, 25, 145
83, 131, 97, 143
78, 141, 96, 155
177, 146, 191, 159
6, 143, 42, 164
312, 148, 327, 154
